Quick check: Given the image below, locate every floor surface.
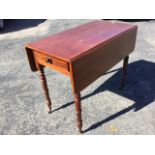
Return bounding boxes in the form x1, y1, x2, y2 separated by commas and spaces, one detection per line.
0, 19, 155, 134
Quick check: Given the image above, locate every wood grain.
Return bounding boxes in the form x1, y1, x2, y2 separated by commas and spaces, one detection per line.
34, 50, 70, 76
25, 20, 137, 133
25, 20, 137, 62
74, 93, 82, 133
38, 64, 52, 113
25, 47, 38, 72
70, 27, 137, 92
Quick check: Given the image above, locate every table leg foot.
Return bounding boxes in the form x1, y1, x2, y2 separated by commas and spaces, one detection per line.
120, 56, 129, 89
76, 128, 83, 135
74, 93, 82, 133
38, 64, 52, 113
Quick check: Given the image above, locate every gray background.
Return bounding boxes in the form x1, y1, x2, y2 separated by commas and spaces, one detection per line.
0, 19, 155, 134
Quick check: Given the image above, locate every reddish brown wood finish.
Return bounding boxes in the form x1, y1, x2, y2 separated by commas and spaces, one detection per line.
38, 64, 52, 113
25, 47, 38, 72
34, 51, 70, 76
74, 93, 82, 133
70, 27, 137, 92
120, 56, 129, 89
25, 20, 137, 133
25, 20, 137, 62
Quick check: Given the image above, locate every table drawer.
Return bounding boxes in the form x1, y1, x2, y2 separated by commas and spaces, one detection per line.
34, 51, 70, 75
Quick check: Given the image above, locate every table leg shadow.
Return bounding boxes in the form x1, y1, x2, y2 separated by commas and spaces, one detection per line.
53, 60, 155, 133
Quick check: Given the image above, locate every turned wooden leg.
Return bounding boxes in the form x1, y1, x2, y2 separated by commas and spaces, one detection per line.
120, 56, 129, 89
38, 64, 52, 113
74, 93, 82, 133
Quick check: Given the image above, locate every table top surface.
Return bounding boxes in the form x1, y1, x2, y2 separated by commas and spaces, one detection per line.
26, 20, 136, 62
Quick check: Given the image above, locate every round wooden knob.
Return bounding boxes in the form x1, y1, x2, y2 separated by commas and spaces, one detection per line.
45, 57, 52, 64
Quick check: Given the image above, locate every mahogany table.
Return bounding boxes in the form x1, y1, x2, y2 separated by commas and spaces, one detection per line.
25, 20, 137, 133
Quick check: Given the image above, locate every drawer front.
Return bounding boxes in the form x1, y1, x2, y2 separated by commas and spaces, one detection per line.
34, 51, 70, 75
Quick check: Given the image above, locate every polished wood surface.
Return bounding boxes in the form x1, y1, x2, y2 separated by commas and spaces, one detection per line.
38, 64, 52, 113
71, 27, 137, 92
25, 20, 137, 133
25, 47, 38, 71
74, 93, 82, 133
34, 51, 70, 76
25, 20, 137, 62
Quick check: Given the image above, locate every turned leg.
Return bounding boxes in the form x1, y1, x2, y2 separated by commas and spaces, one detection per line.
120, 56, 129, 89
74, 93, 82, 133
38, 64, 52, 113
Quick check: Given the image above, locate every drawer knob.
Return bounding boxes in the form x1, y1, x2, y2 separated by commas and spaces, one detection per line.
45, 57, 52, 64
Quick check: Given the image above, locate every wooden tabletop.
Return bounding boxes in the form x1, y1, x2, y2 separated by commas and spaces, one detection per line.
26, 20, 136, 62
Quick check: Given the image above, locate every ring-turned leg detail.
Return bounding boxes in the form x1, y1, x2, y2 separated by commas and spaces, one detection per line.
74, 93, 82, 133
38, 64, 52, 113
